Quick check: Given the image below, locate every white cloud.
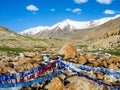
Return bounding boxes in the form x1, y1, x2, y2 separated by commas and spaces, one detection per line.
66, 8, 72, 11
74, 0, 88, 4
26, 4, 39, 11
104, 9, 115, 14
50, 9, 55, 11
73, 8, 82, 14
96, 0, 113, 4
66, 8, 82, 14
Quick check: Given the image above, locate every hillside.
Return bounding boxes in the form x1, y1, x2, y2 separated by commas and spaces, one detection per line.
19, 15, 120, 49
0, 26, 80, 54
52, 16, 120, 49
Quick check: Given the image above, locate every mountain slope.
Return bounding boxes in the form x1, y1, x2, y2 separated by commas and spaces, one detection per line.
0, 26, 80, 50
20, 15, 120, 37
0, 26, 17, 38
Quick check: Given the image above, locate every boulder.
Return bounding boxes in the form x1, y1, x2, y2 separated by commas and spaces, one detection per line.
78, 56, 87, 64
67, 76, 103, 90
47, 77, 64, 90
58, 43, 77, 59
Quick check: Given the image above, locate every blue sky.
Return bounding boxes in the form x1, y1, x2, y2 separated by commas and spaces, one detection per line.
0, 0, 120, 32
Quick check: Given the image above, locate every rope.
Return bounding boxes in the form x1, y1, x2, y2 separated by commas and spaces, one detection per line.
59, 60, 120, 80
0, 70, 62, 88
59, 61, 120, 90
0, 61, 57, 82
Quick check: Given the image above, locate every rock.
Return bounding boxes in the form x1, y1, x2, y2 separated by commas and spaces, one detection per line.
7, 68, 16, 73
108, 64, 118, 70
84, 54, 94, 60
64, 70, 76, 76
69, 59, 78, 63
103, 75, 114, 84
96, 72, 104, 80
5, 63, 14, 68
16, 67, 24, 72
31, 84, 39, 90
78, 56, 87, 64
88, 58, 96, 63
58, 43, 77, 59
23, 63, 33, 70
31, 54, 42, 61
2, 67, 9, 74
33, 63, 40, 68
24, 52, 35, 58
92, 61, 99, 67
108, 55, 120, 64
67, 76, 103, 90
89, 73, 96, 79
64, 85, 75, 90
103, 60, 108, 67
50, 54, 58, 60
47, 77, 64, 90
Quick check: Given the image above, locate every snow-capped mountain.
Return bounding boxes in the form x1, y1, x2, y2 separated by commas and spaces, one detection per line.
20, 15, 120, 36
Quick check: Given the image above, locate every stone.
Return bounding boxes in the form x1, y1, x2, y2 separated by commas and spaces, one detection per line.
31, 84, 39, 90
1, 67, 9, 74
92, 61, 99, 67
64, 85, 75, 90
88, 58, 96, 63
108, 55, 120, 64
47, 77, 64, 90
103, 75, 114, 84
67, 76, 103, 90
84, 54, 94, 60
16, 67, 24, 72
89, 73, 96, 79
108, 64, 118, 70
24, 52, 35, 58
58, 43, 77, 59
31, 54, 42, 61
50, 54, 58, 60
33, 63, 40, 68
96, 72, 104, 80
103, 60, 108, 67
69, 59, 78, 63
78, 56, 87, 64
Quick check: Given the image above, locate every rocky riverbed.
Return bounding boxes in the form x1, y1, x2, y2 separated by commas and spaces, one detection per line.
0, 43, 120, 90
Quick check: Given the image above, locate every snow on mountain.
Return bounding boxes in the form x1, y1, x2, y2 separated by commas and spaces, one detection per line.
20, 15, 120, 35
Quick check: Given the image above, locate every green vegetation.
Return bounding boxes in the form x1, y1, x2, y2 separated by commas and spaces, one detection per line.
34, 45, 46, 49
102, 49, 120, 56
0, 39, 17, 41
0, 46, 28, 53
87, 47, 120, 56
76, 45, 88, 50
23, 35, 47, 41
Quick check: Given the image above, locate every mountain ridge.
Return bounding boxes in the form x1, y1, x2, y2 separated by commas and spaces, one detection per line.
20, 15, 120, 36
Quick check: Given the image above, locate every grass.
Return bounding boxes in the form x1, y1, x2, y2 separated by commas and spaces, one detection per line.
0, 39, 17, 41
0, 46, 28, 53
23, 35, 48, 41
87, 48, 120, 56
34, 45, 47, 49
